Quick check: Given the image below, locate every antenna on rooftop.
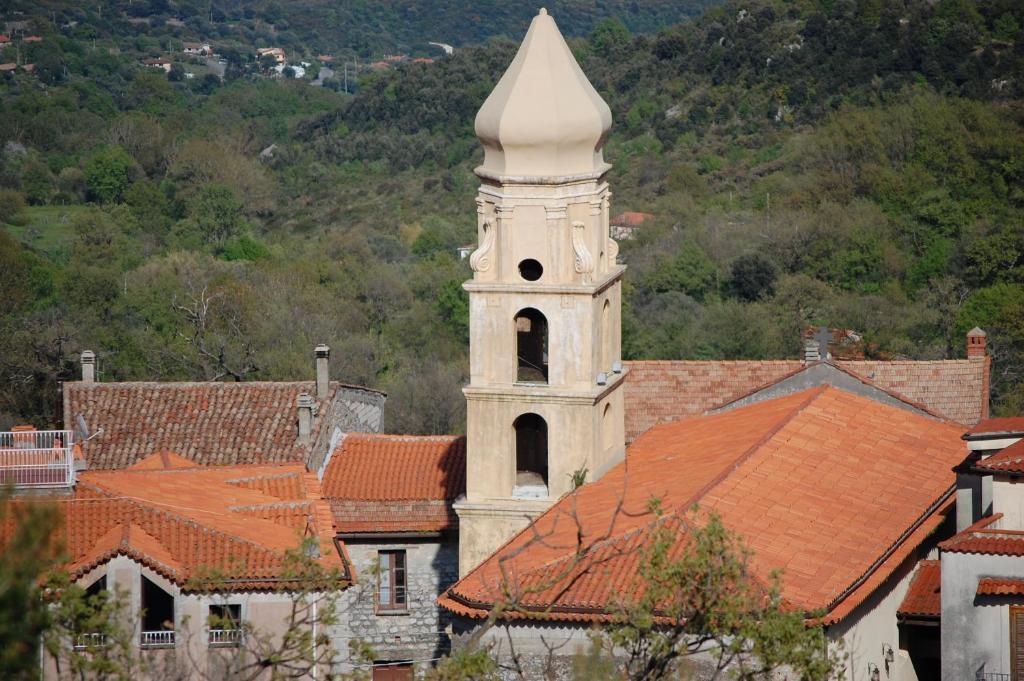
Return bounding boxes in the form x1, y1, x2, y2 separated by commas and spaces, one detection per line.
76, 413, 89, 440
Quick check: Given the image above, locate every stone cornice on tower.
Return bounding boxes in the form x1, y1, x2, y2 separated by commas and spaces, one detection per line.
474, 8, 612, 180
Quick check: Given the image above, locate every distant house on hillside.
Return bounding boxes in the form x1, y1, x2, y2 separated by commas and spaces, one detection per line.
0, 62, 18, 75
411, 57, 434, 64
141, 57, 172, 73
182, 41, 212, 56
256, 47, 285, 65
609, 211, 655, 240
317, 55, 334, 64
0, 35, 10, 45
23, 35, 42, 43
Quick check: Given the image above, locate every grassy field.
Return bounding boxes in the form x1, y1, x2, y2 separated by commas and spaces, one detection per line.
2, 205, 88, 256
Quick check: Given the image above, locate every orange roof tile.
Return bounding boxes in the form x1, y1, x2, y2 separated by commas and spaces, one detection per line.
62, 380, 384, 469
623, 356, 988, 441
610, 211, 655, 227
977, 577, 1024, 597
322, 434, 465, 532
441, 386, 966, 624
967, 416, 1024, 436
2, 454, 348, 590
970, 439, 1024, 475
897, 560, 940, 618
938, 514, 1024, 556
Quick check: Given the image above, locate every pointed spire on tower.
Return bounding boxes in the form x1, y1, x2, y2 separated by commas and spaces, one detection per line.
474, 8, 613, 179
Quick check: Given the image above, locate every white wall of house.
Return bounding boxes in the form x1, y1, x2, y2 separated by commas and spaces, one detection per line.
46, 557, 326, 681
827, 556, 924, 681
993, 477, 1024, 527
940, 551, 1024, 680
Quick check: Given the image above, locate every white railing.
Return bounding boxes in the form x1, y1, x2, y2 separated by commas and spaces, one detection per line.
0, 430, 75, 488
72, 633, 108, 650
140, 630, 175, 648
208, 628, 243, 646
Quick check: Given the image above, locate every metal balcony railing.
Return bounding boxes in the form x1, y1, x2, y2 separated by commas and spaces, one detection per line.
976, 674, 1010, 681
72, 633, 108, 650
208, 628, 243, 647
140, 630, 175, 648
0, 430, 75, 488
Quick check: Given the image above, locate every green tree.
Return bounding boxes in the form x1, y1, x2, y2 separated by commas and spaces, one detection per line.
82, 146, 136, 204
730, 254, 777, 302
0, 492, 61, 680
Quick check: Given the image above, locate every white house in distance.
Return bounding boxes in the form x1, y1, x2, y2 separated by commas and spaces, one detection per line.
256, 47, 286, 65
182, 41, 212, 56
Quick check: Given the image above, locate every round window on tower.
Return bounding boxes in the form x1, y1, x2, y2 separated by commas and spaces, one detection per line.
518, 259, 543, 281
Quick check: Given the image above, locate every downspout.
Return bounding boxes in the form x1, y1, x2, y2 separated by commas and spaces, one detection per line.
311, 594, 318, 681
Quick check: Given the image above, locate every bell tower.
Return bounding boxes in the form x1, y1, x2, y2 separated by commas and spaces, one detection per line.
454, 8, 626, 576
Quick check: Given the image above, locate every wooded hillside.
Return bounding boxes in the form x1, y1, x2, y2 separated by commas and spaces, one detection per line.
2, 0, 1023, 432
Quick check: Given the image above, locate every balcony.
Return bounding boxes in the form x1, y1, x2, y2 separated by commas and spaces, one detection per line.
0, 429, 76, 488
140, 630, 175, 648
208, 628, 243, 647
72, 633, 108, 650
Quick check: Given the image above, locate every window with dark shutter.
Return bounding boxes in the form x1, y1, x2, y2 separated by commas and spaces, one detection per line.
377, 550, 407, 612
1013, 606, 1024, 681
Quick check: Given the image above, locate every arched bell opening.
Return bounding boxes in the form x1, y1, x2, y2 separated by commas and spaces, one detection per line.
515, 308, 548, 383
513, 413, 548, 499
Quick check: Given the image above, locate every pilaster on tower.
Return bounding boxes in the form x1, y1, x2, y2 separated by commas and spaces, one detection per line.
454, 8, 627, 577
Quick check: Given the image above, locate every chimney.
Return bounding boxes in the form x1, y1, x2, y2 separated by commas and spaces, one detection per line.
315, 344, 330, 400
297, 393, 315, 440
81, 350, 96, 383
803, 338, 820, 363
967, 327, 987, 359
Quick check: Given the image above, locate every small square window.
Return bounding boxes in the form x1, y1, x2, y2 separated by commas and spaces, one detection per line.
377, 550, 407, 612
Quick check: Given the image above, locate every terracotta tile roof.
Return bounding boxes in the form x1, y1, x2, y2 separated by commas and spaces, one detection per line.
938, 514, 1024, 557
622, 356, 988, 441
969, 440, 1024, 475
322, 434, 465, 533
1, 454, 348, 590
977, 577, 1024, 597
441, 386, 966, 624
897, 560, 941, 618
62, 380, 384, 469
331, 500, 457, 533
966, 416, 1024, 436
622, 360, 803, 442
610, 211, 655, 227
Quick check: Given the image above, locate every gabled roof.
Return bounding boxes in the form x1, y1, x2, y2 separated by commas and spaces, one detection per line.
938, 514, 1024, 556
63, 380, 385, 469
897, 560, 940, 619
966, 416, 1024, 438
441, 386, 965, 625
322, 433, 465, 534
1, 454, 348, 590
623, 355, 988, 441
967, 439, 1024, 476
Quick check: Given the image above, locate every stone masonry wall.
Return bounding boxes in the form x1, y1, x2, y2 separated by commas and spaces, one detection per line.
331, 539, 459, 678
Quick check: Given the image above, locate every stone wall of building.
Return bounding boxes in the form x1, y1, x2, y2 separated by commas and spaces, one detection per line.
331, 538, 459, 677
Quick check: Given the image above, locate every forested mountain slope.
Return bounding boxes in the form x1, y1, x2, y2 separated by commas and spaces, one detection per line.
7, 0, 718, 56
2, 0, 1023, 433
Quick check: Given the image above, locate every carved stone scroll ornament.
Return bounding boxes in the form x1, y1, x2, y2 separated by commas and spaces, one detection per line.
607, 235, 619, 261
571, 221, 595, 283
469, 219, 496, 273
